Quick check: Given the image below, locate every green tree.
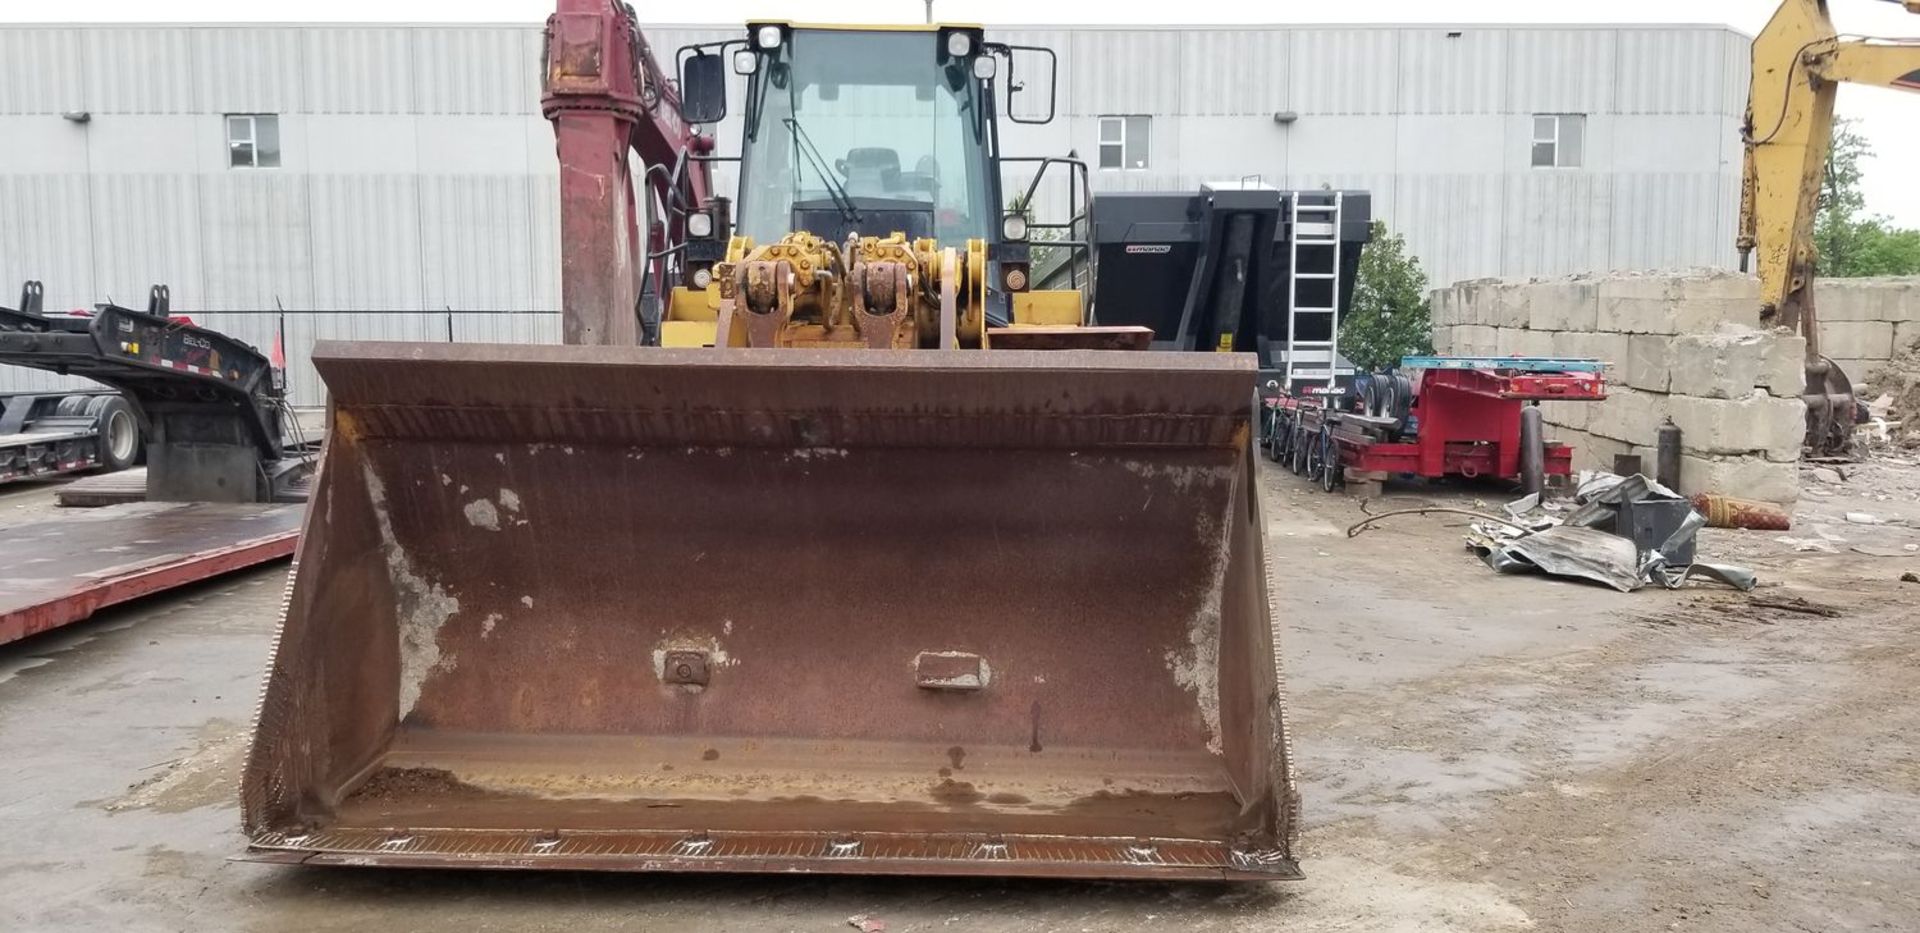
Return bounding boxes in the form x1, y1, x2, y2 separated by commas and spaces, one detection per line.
1339, 220, 1434, 371
1815, 119, 1920, 276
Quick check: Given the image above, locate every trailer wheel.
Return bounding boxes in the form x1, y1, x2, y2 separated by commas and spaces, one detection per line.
56, 394, 92, 417
87, 395, 140, 471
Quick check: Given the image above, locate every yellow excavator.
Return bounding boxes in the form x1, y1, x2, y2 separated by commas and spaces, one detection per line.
1740, 0, 1920, 452
240, 6, 1297, 881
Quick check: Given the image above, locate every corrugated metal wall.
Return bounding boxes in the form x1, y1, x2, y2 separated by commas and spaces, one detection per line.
0, 22, 1747, 400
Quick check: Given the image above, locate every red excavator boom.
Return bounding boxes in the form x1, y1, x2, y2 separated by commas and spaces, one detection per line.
541, 0, 713, 345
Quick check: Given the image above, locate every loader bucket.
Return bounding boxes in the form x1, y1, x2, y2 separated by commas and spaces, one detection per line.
241, 342, 1297, 881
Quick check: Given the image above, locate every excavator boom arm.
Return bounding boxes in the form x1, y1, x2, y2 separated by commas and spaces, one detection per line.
1740, 0, 1920, 337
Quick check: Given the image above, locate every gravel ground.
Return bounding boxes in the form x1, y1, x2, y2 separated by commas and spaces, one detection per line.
1, 456, 1916, 933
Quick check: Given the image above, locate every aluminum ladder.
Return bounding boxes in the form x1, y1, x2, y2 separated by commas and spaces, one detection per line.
1282, 191, 1343, 399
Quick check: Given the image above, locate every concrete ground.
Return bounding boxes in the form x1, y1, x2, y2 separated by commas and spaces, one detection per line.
2, 458, 1917, 933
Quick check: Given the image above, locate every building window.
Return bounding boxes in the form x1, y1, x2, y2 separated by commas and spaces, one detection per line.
1530, 114, 1584, 168
1098, 115, 1150, 170
226, 114, 281, 168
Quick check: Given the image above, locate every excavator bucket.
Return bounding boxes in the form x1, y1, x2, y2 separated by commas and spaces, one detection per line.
241, 341, 1297, 881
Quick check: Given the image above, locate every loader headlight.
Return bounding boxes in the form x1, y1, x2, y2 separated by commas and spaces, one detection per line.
1002, 213, 1028, 241
691, 265, 713, 289
687, 211, 714, 238
972, 55, 996, 80
732, 49, 759, 74
945, 31, 972, 58
755, 25, 783, 50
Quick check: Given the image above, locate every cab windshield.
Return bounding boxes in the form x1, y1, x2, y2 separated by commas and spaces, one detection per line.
738, 29, 992, 244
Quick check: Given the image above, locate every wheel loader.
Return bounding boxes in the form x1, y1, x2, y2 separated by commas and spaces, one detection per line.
242, 5, 1302, 881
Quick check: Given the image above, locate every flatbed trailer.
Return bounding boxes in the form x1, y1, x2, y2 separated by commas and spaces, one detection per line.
0, 501, 301, 647
1263, 356, 1607, 492
0, 282, 310, 646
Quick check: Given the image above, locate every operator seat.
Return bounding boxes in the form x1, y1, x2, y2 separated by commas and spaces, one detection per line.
842, 147, 901, 197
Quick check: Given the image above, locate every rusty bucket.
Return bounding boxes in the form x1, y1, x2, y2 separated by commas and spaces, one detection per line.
241, 341, 1297, 880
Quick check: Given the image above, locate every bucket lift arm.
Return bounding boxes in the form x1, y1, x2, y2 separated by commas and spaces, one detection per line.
1737, 0, 1920, 450
542, 0, 713, 345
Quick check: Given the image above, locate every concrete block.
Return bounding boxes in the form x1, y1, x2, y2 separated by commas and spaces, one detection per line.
1819, 320, 1894, 361
1630, 445, 1660, 479
1598, 276, 1676, 335
1523, 280, 1600, 332
1488, 282, 1532, 329
1539, 398, 1593, 432
1665, 391, 1804, 461
1894, 321, 1920, 355
1455, 325, 1498, 357
1570, 431, 1632, 475
1623, 334, 1671, 392
1429, 324, 1455, 355
1426, 290, 1452, 331
1762, 333, 1807, 397
1812, 278, 1907, 322
1671, 273, 1761, 333
1678, 453, 1798, 506
1891, 280, 1920, 324
1587, 387, 1668, 447
1494, 326, 1554, 358
1454, 281, 1493, 326
1551, 330, 1628, 370
1668, 327, 1785, 399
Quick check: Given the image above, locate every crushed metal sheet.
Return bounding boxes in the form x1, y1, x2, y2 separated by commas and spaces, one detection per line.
1472, 470, 1754, 593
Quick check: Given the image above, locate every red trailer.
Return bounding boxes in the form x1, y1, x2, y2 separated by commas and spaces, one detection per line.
1263, 356, 1607, 492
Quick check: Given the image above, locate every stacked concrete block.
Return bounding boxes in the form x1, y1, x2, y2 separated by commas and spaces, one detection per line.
1622, 335, 1670, 392
1664, 391, 1805, 462
1426, 270, 1806, 505
1809, 277, 1920, 388
1419, 273, 1920, 504
1667, 327, 1806, 399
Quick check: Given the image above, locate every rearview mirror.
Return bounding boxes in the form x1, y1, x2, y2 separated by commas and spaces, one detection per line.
680, 52, 727, 124
998, 44, 1057, 125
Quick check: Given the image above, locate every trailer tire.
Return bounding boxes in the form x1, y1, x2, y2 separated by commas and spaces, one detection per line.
56, 394, 93, 417
87, 395, 140, 472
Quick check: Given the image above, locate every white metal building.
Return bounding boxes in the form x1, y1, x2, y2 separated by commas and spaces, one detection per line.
0, 22, 1749, 401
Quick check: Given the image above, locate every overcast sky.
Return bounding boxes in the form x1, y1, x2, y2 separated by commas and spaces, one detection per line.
10, 0, 1918, 225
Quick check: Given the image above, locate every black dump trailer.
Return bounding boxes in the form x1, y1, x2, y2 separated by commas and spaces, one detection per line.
1078, 185, 1372, 395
